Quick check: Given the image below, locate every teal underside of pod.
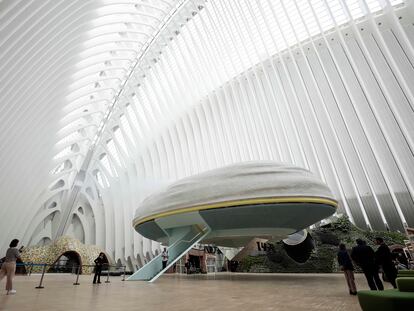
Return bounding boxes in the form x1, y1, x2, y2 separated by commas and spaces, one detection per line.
135, 202, 336, 247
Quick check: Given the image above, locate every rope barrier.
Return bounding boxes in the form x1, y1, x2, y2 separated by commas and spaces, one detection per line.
35, 264, 47, 289
105, 265, 110, 283
5, 262, 127, 288
122, 266, 126, 281
73, 265, 81, 285
16, 262, 46, 266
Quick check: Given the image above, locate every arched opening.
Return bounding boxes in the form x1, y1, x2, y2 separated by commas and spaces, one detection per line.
49, 251, 82, 274
13, 257, 27, 275
136, 254, 143, 269
47, 201, 57, 209
85, 187, 95, 200
69, 214, 85, 243
37, 237, 52, 246
49, 179, 65, 191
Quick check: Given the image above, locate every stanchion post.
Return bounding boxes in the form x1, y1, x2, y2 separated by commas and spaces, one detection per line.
122, 265, 126, 281
105, 265, 110, 283
35, 264, 46, 289
73, 265, 81, 285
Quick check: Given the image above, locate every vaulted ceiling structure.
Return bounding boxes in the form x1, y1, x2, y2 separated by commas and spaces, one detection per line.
1, 0, 413, 270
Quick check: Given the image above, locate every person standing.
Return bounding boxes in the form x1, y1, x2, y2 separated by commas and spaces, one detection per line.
93, 252, 105, 284
161, 248, 169, 270
351, 239, 384, 290
185, 259, 191, 274
337, 243, 357, 295
0, 239, 21, 295
375, 237, 397, 289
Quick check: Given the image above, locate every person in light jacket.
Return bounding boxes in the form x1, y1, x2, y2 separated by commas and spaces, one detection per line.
0, 239, 22, 295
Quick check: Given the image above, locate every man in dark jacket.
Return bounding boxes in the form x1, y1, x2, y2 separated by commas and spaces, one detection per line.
375, 237, 397, 288
351, 239, 384, 290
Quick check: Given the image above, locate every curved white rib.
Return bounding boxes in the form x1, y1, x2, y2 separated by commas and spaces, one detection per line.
0, 0, 413, 270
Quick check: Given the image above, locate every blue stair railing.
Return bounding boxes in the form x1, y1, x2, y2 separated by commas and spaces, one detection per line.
128, 225, 210, 282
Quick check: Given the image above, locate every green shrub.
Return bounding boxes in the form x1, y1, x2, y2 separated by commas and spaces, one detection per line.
239, 215, 408, 273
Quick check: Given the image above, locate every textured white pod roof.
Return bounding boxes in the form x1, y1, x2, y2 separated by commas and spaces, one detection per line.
134, 161, 336, 223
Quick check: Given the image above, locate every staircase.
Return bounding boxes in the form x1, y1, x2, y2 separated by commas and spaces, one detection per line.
127, 225, 210, 282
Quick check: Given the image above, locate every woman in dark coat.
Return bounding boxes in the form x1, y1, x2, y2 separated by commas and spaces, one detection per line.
93, 252, 105, 284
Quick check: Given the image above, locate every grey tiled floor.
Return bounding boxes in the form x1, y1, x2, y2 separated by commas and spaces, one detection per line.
0, 273, 390, 310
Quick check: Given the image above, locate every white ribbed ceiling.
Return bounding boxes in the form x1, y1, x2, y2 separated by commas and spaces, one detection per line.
1, 0, 413, 269
0, 0, 185, 250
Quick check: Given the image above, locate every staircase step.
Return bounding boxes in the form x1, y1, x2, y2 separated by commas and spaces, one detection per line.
127, 225, 210, 282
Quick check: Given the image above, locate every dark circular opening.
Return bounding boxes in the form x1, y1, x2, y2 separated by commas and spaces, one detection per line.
49, 251, 82, 274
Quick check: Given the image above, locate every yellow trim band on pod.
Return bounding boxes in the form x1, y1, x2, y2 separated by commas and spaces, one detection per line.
133, 196, 338, 227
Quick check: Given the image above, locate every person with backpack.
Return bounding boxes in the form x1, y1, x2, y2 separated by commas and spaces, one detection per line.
375, 237, 397, 288
351, 239, 384, 290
